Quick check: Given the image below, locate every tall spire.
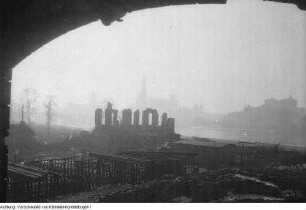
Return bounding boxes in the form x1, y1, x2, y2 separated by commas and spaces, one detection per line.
140, 77, 147, 100
136, 77, 147, 109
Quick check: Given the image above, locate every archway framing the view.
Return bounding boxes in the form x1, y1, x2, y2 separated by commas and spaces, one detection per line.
1, 0, 305, 202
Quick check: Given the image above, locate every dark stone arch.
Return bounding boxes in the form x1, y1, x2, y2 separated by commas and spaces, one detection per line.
0, 0, 305, 202
142, 108, 158, 127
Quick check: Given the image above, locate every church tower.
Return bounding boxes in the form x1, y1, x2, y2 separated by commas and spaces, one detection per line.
136, 78, 147, 110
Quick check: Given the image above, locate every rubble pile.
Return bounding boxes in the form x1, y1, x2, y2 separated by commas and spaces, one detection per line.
52, 176, 189, 203
97, 169, 285, 202
98, 176, 189, 202
33, 149, 306, 203
258, 166, 306, 201
52, 166, 306, 203
191, 169, 282, 202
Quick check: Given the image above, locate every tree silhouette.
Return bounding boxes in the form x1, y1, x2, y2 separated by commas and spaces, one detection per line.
44, 95, 57, 140
20, 88, 39, 124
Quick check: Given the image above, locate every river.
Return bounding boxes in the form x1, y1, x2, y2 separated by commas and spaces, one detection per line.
177, 126, 306, 147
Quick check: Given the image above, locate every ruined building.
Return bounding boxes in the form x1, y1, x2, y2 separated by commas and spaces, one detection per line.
94, 102, 175, 134
92, 102, 179, 152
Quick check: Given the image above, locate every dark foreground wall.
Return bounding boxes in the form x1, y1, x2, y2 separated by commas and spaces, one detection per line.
1, 0, 305, 203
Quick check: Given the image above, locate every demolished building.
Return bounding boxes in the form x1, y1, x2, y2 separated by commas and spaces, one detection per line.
92, 102, 180, 152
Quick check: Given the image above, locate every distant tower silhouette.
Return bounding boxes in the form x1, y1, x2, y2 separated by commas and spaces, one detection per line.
136, 78, 147, 110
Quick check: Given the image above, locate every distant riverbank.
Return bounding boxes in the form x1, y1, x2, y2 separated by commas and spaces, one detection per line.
177, 126, 306, 147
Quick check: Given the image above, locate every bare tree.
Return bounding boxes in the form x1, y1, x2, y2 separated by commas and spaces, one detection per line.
44, 95, 57, 140
20, 88, 39, 124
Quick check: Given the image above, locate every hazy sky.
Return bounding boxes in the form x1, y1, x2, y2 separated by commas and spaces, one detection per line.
12, 0, 306, 113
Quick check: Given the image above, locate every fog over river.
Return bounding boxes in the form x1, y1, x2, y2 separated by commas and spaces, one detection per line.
178, 126, 306, 147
